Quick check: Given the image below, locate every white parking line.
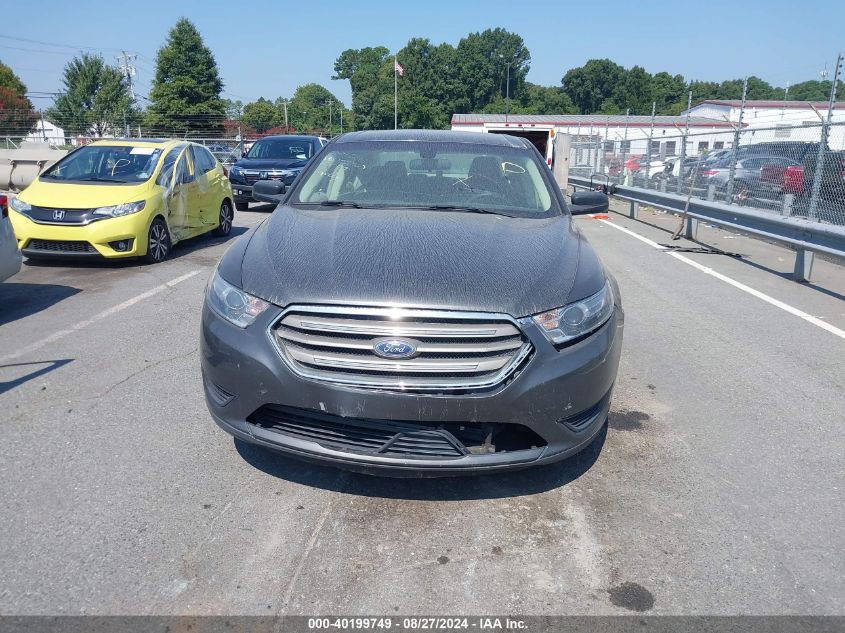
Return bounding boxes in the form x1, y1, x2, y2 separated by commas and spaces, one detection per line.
0, 270, 202, 363
597, 218, 845, 341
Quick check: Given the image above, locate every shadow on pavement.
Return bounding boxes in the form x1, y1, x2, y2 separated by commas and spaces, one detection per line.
234, 423, 606, 500
0, 283, 81, 326
0, 359, 74, 395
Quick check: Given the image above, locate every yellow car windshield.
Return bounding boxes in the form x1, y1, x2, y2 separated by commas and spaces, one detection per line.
41, 145, 164, 184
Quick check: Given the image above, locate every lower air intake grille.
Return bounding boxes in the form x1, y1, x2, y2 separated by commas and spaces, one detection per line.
27, 239, 97, 253
248, 405, 466, 458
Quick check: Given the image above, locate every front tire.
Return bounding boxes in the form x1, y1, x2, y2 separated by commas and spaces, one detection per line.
212, 200, 234, 237
143, 217, 171, 264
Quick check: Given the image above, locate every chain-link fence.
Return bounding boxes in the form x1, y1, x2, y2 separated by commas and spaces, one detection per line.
569, 120, 845, 226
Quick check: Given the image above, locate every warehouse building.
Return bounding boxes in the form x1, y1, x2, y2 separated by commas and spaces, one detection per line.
450, 113, 737, 166
681, 100, 845, 149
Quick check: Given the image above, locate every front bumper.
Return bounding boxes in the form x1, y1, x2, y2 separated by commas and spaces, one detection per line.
201, 302, 624, 475
10, 209, 152, 259
229, 182, 253, 202
230, 175, 297, 203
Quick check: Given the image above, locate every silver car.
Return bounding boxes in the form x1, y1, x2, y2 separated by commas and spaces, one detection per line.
697, 156, 800, 198
0, 195, 22, 282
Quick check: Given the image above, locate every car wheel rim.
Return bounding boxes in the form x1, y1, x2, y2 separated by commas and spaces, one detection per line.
150, 224, 168, 261
220, 204, 232, 234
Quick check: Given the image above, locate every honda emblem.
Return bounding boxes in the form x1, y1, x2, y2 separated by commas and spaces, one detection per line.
52, 209, 66, 221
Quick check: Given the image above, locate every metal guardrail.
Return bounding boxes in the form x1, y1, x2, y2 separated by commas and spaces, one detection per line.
568, 175, 845, 282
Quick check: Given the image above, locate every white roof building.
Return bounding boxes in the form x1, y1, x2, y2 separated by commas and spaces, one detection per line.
24, 119, 66, 147
451, 113, 737, 162
682, 100, 845, 150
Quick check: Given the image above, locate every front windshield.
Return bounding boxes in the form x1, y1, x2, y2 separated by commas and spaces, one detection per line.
247, 138, 313, 160
292, 141, 557, 217
41, 145, 164, 184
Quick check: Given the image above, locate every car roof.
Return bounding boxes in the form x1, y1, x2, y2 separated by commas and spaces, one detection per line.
87, 138, 176, 148
335, 129, 528, 148
255, 135, 321, 141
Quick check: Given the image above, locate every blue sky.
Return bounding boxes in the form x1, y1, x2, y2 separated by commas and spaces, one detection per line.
3, 0, 842, 109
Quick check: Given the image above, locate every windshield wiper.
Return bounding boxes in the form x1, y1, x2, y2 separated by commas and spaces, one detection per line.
424, 205, 498, 215
77, 177, 129, 183
318, 200, 364, 208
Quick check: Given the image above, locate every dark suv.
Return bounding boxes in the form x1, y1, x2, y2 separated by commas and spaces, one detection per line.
228, 135, 325, 210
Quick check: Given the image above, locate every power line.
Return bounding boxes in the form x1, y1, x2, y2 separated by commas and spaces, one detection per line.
0, 34, 126, 53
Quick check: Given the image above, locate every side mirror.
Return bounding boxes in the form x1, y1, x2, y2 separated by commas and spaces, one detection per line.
252, 179, 287, 204
569, 191, 609, 215
242, 151, 248, 159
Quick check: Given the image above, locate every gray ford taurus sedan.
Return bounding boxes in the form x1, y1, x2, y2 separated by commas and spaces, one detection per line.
200, 129, 623, 476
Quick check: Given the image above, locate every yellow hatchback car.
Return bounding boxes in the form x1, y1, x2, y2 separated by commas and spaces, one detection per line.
9, 139, 235, 264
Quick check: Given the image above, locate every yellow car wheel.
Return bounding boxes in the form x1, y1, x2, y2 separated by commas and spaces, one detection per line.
212, 200, 234, 238
143, 217, 171, 264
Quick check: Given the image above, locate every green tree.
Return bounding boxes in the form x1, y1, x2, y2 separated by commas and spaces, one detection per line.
714, 76, 778, 100
0, 60, 38, 137
562, 59, 625, 114
47, 53, 135, 136
289, 83, 348, 135
242, 97, 279, 133
395, 38, 462, 129
612, 65, 654, 114
334, 46, 392, 130
146, 18, 225, 135
516, 81, 578, 114
456, 28, 530, 112
788, 80, 832, 101
652, 72, 687, 113
222, 98, 243, 120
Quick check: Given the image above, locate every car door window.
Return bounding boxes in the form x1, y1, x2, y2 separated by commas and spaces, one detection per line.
193, 146, 217, 174
175, 151, 196, 184
156, 146, 186, 186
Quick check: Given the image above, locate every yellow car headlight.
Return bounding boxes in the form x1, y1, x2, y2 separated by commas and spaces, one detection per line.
91, 200, 146, 218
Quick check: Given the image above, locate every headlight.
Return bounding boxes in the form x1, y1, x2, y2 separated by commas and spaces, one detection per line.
229, 166, 243, 176
92, 201, 146, 217
9, 197, 31, 213
206, 270, 269, 328
531, 280, 615, 346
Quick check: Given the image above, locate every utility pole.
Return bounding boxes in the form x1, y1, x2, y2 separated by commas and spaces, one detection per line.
327, 100, 333, 137
394, 55, 398, 130
645, 101, 656, 185
506, 61, 511, 122
808, 52, 842, 221
499, 54, 512, 123
677, 89, 692, 193
600, 116, 609, 175
621, 109, 630, 183
725, 77, 748, 202
282, 99, 289, 130
339, 107, 343, 134
116, 51, 137, 137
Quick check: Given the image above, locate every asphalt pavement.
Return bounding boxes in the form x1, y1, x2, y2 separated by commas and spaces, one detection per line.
0, 201, 843, 616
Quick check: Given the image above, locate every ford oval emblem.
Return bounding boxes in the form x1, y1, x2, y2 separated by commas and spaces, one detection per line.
373, 339, 418, 359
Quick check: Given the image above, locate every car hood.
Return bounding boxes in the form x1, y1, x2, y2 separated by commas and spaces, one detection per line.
234, 158, 308, 170
237, 206, 606, 318
18, 179, 152, 208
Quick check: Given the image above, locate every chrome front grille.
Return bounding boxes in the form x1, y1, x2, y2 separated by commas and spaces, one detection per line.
272, 306, 532, 392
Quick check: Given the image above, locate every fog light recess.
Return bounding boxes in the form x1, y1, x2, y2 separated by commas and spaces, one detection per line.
109, 239, 134, 252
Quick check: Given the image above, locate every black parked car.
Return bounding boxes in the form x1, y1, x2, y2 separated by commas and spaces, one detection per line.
201, 129, 624, 476
228, 135, 325, 210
